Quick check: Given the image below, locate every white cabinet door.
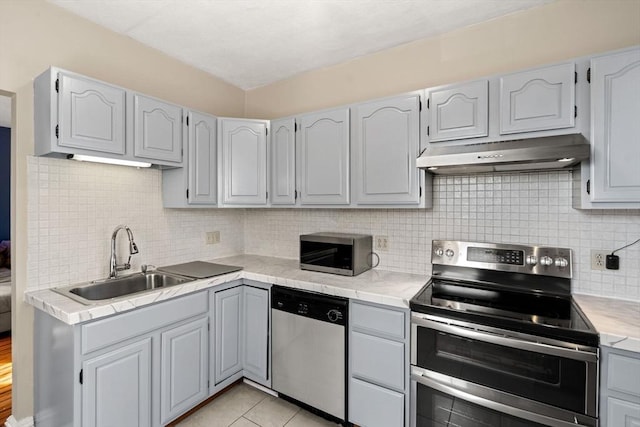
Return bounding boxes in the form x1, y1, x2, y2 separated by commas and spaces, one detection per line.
298, 108, 350, 205
353, 95, 420, 205
243, 286, 269, 383
188, 111, 218, 204
590, 48, 640, 203
133, 94, 183, 163
214, 286, 243, 383
270, 118, 297, 205
58, 72, 126, 154
82, 338, 152, 427
500, 62, 576, 134
428, 80, 489, 142
160, 317, 208, 425
608, 397, 640, 427
219, 118, 268, 205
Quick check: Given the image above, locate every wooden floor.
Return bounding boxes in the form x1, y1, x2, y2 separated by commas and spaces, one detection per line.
0, 332, 11, 424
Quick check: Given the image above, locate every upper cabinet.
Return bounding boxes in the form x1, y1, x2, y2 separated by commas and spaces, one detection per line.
162, 111, 217, 208
270, 118, 296, 205
218, 118, 269, 206
35, 67, 184, 167
427, 80, 489, 142
589, 48, 640, 204
132, 94, 183, 164
499, 63, 576, 134
298, 108, 350, 205
353, 95, 421, 205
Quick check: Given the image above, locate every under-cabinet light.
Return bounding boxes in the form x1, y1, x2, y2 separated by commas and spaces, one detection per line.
67, 154, 152, 168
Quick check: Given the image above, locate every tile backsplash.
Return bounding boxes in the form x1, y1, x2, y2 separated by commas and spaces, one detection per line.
28, 158, 640, 301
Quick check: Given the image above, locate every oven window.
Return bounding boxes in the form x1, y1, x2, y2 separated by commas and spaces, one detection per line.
416, 382, 547, 427
415, 327, 587, 414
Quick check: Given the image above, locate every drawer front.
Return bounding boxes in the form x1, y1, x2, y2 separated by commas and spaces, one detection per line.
82, 292, 207, 354
607, 397, 640, 427
608, 352, 640, 398
352, 331, 404, 392
351, 301, 405, 340
349, 377, 404, 427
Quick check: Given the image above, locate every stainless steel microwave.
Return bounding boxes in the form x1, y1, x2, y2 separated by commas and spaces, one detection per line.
300, 232, 373, 276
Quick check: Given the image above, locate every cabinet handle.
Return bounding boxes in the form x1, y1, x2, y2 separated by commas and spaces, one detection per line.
586, 179, 590, 195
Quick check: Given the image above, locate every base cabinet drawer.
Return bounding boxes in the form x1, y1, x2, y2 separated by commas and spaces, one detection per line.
351, 331, 404, 391
349, 378, 404, 427
607, 397, 640, 427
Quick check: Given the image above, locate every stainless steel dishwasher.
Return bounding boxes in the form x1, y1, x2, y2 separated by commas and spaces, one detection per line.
271, 285, 348, 423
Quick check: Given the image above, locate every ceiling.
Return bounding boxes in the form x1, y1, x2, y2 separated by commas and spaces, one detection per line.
47, 0, 553, 90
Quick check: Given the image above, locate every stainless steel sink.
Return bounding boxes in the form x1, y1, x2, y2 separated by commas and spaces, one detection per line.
54, 272, 194, 305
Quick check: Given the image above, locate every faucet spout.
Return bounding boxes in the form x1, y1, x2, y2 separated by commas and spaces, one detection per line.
109, 225, 139, 278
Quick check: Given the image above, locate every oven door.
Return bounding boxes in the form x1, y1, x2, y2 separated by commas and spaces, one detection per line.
411, 313, 598, 426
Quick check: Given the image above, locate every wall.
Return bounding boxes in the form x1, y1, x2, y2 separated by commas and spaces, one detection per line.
245, 172, 640, 301
0, 127, 9, 240
0, 0, 245, 420
245, 0, 640, 118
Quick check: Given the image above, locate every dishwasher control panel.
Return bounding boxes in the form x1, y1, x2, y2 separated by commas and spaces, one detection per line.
271, 285, 348, 326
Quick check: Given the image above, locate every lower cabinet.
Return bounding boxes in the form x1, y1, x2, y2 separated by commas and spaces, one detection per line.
214, 285, 243, 383
349, 300, 410, 427
600, 346, 640, 427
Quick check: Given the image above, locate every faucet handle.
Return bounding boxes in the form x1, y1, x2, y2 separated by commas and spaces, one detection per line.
141, 264, 156, 274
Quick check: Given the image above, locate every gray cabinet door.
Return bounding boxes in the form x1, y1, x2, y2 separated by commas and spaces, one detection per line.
353, 95, 420, 205
188, 111, 218, 205
607, 397, 640, 427
500, 62, 575, 134
349, 378, 404, 427
58, 72, 126, 154
428, 80, 489, 142
590, 48, 640, 203
214, 286, 243, 383
243, 286, 269, 382
298, 108, 350, 205
82, 338, 152, 427
219, 119, 268, 205
133, 94, 183, 163
270, 118, 297, 205
160, 317, 208, 424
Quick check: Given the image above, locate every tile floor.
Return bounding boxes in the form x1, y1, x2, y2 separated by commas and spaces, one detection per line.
176, 382, 340, 427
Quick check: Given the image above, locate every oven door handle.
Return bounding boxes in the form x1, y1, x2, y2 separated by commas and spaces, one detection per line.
412, 371, 596, 427
412, 313, 597, 363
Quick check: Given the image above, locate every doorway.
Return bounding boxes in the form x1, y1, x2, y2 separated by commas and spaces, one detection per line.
0, 93, 12, 422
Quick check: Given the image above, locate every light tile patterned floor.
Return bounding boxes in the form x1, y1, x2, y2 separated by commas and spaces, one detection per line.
176, 382, 340, 427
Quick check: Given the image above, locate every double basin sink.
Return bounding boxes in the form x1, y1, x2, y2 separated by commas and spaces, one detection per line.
54, 261, 243, 305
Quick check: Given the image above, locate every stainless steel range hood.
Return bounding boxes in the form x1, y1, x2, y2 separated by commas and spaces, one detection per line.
417, 134, 590, 175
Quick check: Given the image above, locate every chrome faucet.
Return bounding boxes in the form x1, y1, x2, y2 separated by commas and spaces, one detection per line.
109, 225, 139, 278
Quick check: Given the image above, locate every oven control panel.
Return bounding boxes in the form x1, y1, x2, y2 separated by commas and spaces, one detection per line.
431, 240, 572, 278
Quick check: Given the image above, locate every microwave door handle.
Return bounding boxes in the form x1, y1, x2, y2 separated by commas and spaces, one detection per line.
411, 314, 597, 363
411, 371, 596, 427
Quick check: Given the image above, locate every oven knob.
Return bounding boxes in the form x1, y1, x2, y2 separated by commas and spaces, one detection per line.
525, 255, 538, 266
555, 257, 568, 268
540, 256, 553, 266
434, 248, 444, 257
445, 249, 455, 258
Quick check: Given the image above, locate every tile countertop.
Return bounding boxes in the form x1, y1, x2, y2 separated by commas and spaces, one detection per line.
574, 294, 640, 353
25, 254, 429, 325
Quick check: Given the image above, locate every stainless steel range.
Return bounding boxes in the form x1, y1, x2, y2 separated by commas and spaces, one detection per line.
410, 241, 599, 427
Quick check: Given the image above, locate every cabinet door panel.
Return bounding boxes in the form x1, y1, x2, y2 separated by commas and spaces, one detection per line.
500, 63, 575, 134
188, 112, 218, 204
58, 73, 126, 154
349, 378, 404, 427
270, 118, 296, 205
134, 94, 183, 163
608, 397, 640, 427
429, 80, 488, 141
82, 339, 152, 427
299, 109, 350, 205
220, 119, 268, 205
215, 286, 243, 383
161, 317, 208, 424
351, 331, 404, 391
354, 95, 420, 204
591, 49, 640, 202
243, 287, 269, 382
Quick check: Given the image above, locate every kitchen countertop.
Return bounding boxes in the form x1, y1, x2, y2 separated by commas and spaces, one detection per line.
25, 254, 428, 325
574, 293, 640, 353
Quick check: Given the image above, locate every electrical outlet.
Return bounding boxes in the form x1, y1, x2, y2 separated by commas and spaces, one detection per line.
591, 250, 607, 270
206, 231, 220, 245
375, 236, 389, 251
